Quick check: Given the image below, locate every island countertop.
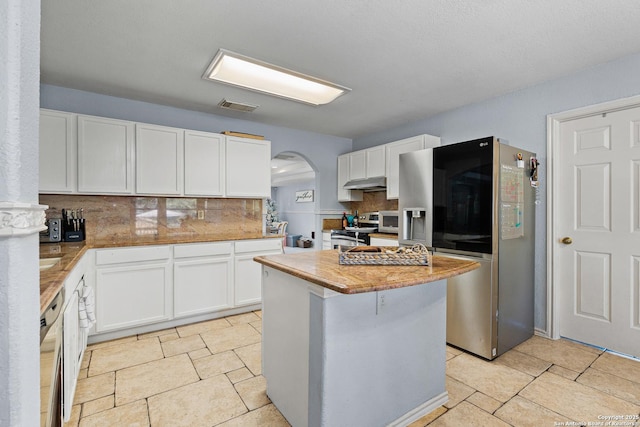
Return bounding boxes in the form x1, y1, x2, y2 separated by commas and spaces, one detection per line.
254, 249, 480, 294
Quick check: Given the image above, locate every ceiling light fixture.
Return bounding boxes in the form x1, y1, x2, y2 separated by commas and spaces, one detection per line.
202, 49, 350, 106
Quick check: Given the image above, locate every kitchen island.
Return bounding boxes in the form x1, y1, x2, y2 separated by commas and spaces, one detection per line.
254, 250, 479, 427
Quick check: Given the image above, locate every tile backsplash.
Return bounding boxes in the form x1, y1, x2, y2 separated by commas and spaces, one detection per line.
348, 191, 398, 213
39, 195, 263, 241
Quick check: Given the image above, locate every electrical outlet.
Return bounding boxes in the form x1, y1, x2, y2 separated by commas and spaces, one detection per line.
376, 292, 386, 314
197, 210, 205, 220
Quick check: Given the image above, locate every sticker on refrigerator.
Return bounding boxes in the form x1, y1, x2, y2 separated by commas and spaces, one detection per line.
500, 165, 524, 239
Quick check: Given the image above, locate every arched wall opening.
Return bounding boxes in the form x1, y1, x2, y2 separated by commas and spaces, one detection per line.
270, 151, 319, 252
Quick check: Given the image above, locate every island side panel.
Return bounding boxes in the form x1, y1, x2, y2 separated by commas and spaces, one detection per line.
308, 280, 449, 427
262, 267, 313, 427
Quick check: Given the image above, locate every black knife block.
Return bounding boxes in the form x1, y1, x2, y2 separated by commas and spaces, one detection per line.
63, 220, 86, 242
64, 230, 84, 242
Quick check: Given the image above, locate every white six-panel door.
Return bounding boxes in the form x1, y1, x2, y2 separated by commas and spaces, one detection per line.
557, 106, 640, 357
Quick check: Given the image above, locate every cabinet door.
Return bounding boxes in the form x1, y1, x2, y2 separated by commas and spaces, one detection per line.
234, 239, 282, 306
385, 136, 427, 200
234, 254, 264, 306
39, 109, 76, 193
322, 231, 332, 250
62, 290, 80, 421
370, 237, 399, 247
184, 130, 225, 196
337, 154, 363, 202
226, 137, 271, 197
78, 115, 134, 194
385, 134, 441, 199
366, 145, 386, 177
174, 257, 232, 317
95, 262, 171, 332
136, 124, 184, 195
349, 150, 366, 180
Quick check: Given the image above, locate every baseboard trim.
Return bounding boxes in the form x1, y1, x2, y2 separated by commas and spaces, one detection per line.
387, 391, 448, 427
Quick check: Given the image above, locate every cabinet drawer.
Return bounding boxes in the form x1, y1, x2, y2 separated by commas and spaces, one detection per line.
95, 245, 170, 265
174, 242, 232, 259
235, 238, 282, 254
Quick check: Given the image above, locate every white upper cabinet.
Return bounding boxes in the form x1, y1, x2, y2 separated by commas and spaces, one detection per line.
184, 130, 225, 197
337, 154, 363, 202
39, 109, 76, 193
348, 146, 386, 180
225, 137, 271, 198
349, 150, 367, 180
337, 145, 386, 202
365, 145, 386, 177
77, 115, 134, 194
135, 124, 184, 195
40, 109, 273, 198
385, 134, 440, 199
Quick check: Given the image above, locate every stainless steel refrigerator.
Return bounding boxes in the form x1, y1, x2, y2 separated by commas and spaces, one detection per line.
399, 137, 535, 360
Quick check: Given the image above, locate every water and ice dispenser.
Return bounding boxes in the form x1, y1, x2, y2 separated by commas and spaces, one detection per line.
402, 207, 428, 244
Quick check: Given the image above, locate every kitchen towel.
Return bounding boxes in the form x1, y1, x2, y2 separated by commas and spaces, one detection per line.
79, 284, 96, 329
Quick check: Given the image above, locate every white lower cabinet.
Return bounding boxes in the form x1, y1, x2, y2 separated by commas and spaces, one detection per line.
370, 236, 399, 246
234, 255, 263, 306
61, 258, 88, 422
91, 239, 282, 335
173, 242, 233, 317
234, 239, 283, 306
322, 231, 332, 250
62, 290, 80, 421
95, 246, 172, 332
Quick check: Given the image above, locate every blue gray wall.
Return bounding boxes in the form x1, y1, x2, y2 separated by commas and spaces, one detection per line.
272, 180, 317, 241
40, 85, 352, 214
41, 51, 640, 333
353, 52, 640, 333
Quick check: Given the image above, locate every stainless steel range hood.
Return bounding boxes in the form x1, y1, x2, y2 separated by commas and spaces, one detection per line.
343, 176, 387, 191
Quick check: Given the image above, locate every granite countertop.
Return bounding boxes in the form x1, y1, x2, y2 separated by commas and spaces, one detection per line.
253, 250, 480, 294
321, 231, 399, 240
40, 242, 90, 314
368, 232, 398, 239
39, 232, 282, 314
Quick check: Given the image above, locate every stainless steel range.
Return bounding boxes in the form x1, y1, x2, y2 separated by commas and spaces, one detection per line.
330, 211, 378, 248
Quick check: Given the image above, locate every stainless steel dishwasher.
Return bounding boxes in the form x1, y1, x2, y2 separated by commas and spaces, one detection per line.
40, 289, 64, 427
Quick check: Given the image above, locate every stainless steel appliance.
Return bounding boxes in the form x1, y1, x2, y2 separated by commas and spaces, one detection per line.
378, 211, 399, 234
330, 229, 371, 248
355, 211, 380, 228
40, 289, 64, 427
343, 176, 386, 191
330, 212, 378, 248
40, 218, 62, 243
399, 137, 535, 359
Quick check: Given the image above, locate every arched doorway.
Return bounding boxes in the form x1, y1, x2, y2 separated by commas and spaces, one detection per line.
270, 152, 318, 253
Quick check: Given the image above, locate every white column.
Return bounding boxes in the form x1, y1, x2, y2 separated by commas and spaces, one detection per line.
0, 0, 43, 426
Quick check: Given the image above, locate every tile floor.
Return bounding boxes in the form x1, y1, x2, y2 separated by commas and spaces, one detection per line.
66, 310, 640, 427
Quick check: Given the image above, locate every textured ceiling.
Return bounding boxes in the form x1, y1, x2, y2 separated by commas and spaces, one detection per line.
41, 0, 640, 139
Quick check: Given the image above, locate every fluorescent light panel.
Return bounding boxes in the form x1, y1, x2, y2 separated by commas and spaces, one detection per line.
203, 49, 350, 106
